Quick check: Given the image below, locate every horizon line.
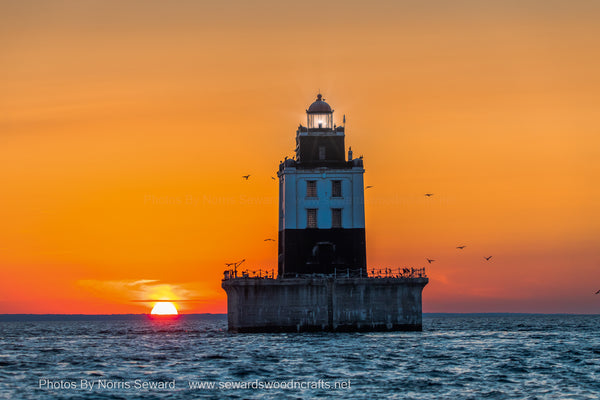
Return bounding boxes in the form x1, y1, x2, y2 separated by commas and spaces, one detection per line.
1, 312, 598, 316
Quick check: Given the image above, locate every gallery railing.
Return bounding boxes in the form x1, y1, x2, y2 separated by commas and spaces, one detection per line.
222, 267, 427, 280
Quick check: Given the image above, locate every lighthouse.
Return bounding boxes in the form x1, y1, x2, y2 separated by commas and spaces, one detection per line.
277, 94, 367, 277
222, 93, 428, 333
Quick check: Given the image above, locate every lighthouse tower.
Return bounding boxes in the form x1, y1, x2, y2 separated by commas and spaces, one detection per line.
222, 92, 427, 333
277, 94, 367, 277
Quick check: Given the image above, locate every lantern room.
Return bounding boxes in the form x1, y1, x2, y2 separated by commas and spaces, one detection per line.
306, 94, 333, 129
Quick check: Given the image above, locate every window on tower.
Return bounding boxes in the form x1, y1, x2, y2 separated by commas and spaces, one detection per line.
307, 209, 318, 228
307, 180, 317, 197
318, 146, 326, 160
332, 208, 342, 228
332, 180, 342, 197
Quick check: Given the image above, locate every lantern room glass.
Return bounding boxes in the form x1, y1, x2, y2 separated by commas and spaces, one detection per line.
308, 113, 333, 129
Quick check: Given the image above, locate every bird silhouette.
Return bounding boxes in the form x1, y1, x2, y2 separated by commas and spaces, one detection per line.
242, 175, 250, 180
426, 258, 435, 264
271, 176, 276, 180
456, 245, 466, 250
425, 193, 434, 197
264, 238, 275, 242
595, 289, 600, 294
366, 185, 374, 189
484, 256, 492, 261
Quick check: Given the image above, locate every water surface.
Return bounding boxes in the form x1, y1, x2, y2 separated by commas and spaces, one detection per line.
1, 314, 598, 399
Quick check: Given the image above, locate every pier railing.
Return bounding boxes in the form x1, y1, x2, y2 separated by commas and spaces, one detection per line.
368, 267, 427, 279
223, 269, 276, 280
222, 267, 427, 280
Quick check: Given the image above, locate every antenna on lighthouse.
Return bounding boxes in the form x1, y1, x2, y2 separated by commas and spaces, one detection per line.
343, 114, 346, 128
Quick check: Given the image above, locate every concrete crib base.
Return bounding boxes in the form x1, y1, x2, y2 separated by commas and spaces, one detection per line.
222, 277, 428, 333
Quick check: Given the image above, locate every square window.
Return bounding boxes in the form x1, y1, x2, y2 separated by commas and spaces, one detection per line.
307, 209, 318, 228
332, 209, 342, 228
307, 180, 317, 197
332, 180, 342, 197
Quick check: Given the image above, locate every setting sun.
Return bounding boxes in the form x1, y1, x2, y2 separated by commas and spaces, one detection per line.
150, 302, 178, 315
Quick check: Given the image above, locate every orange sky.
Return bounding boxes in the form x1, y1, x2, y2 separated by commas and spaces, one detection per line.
1, 0, 599, 314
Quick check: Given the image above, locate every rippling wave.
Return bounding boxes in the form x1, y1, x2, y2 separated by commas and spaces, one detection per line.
0, 314, 598, 399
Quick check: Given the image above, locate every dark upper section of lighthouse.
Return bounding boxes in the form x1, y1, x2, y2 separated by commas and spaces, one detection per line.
290, 94, 363, 169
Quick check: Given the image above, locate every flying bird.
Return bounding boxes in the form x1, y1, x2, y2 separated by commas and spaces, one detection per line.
242, 175, 251, 180
484, 256, 493, 261
595, 289, 600, 294
425, 193, 434, 197
272, 176, 276, 180
264, 238, 275, 242
426, 258, 435, 264
456, 246, 466, 250
366, 185, 374, 189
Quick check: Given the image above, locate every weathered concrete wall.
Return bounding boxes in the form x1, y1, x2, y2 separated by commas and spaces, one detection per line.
222, 277, 428, 332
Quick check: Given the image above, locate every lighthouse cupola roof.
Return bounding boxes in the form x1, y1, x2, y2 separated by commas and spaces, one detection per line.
307, 93, 332, 113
